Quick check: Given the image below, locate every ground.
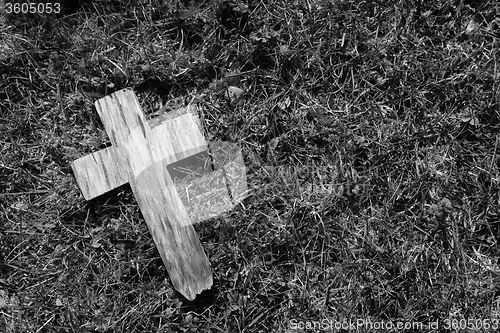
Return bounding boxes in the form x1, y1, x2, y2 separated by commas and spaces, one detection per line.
1, 0, 500, 332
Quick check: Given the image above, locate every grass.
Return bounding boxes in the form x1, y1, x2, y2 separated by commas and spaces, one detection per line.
1, 0, 500, 331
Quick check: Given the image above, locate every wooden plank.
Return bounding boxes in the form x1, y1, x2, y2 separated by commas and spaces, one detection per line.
71, 88, 212, 300
71, 146, 127, 200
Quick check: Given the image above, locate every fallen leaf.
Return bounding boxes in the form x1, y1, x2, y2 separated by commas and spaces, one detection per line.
278, 96, 291, 111
464, 19, 480, 35
225, 86, 244, 105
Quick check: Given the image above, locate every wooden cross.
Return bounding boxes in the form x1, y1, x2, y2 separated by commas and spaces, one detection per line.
71, 88, 212, 300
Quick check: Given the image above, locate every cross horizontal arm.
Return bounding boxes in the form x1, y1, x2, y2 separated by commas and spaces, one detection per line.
71, 146, 128, 200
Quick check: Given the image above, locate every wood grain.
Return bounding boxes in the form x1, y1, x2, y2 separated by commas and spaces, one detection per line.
71, 88, 212, 300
